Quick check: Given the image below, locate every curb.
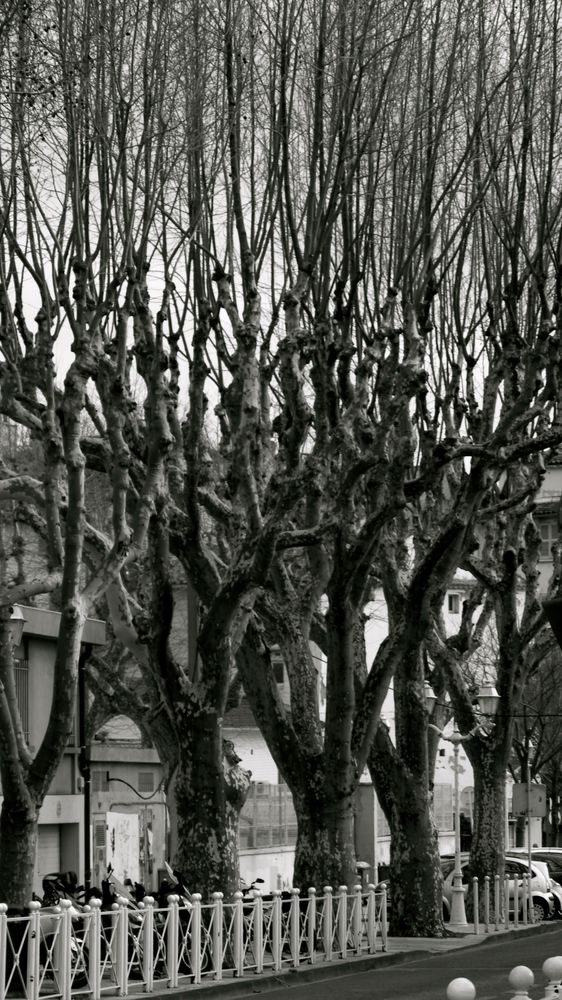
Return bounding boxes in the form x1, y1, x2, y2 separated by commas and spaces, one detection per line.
146, 950, 432, 1000
139, 921, 560, 1000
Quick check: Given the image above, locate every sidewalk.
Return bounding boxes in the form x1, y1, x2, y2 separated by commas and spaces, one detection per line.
145, 921, 559, 1000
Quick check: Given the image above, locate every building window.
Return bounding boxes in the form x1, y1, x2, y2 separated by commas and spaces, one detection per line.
447, 593, 460, 614
138, 772, 155, 793
91, 770, 109, 792
14, 658, 29, 742
433, 783, 453, 830
539, 519, 559, 560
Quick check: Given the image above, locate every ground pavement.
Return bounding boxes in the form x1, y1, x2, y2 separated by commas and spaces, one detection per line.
144, 921, 560, 1000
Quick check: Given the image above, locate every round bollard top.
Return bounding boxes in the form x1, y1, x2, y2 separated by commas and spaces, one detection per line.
543, 956, 562, 981
446, 977, 476, 1000
508, 966, 534, 991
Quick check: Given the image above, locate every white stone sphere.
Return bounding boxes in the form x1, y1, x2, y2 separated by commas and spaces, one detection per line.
446, 977, 476, 1000
508, 966, 534, 991
543, 956, 562, 982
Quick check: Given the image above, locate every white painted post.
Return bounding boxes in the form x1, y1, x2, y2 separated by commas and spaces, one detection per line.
233, 891, 244, 977
115, 897, 129, 996
446, 977, 476, 1000
307, 888, 317, 962
0, 903, 7, 1000
508, 965, 534, 998
271, 890, 282, 971
352, 884, 362, 954
27, 901, 41, 1000
522, 876, 528, 925
483, 876, 490, 933
59, 898, 72, 1000
289, 888, 300, 967
541, 955, 562, 998
142, 895, 154, 991
504, 876, 510, 930
514, 878, 519, 929
212, 892, 223, 980
338, 886, 348, 959
472, 878, 479, 935
191, 893, 202, 984
253, 891, 264, 974
88, 898, 102, 1000
51, 904, 64, 996
323, 887, 333, 961
380, 884, 388, 950
167, 893, 179, 989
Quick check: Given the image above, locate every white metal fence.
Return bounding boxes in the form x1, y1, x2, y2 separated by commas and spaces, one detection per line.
0, 883, 387, 1000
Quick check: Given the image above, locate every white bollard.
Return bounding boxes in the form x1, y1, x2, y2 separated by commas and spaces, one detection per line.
541, 955, 562, 998
446, 977, 476, 999
508, 965, 534, 998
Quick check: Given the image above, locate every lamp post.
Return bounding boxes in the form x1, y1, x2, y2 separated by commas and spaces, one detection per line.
426, 683, 500, 929
447, 725, 470, 929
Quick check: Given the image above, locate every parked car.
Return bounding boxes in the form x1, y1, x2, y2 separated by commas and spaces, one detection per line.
507, 848, 562, 917
440, 854, 556, 922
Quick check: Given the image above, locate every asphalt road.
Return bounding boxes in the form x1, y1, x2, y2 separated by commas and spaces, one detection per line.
220, 927, 562, 1000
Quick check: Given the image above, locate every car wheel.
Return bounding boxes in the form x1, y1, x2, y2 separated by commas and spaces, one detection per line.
532, 898, 549, 922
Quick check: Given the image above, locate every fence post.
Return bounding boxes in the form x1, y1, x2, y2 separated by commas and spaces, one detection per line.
166, 894, 179, 989
253, 892, 264, 974
504, 876, 510, 930
115, 897, 129, 996
365, 884, 376, 953
514, 878, 519, 929
191, 893, 202, 984
289, 888, 300, 968
307, 888, 317, 963
88, 898, 102, 1000
233, 891, 244, 977
142, 895, 154, 991
0, 903, 6, 1000
338, 886, 348, 959
270, 890, 282, 971
472, 879, 479, 935
380, 884, 388, 950
352, 885, 362, 954
542, 955, 562, 998
60, 899, 73, 1000
212, 892, 223, 980
27, 901, 41, 1000
522, 877, 528, 926
323, 887, 333, 962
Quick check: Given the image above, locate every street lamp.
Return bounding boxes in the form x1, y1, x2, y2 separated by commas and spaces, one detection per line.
427, 684, 500, 929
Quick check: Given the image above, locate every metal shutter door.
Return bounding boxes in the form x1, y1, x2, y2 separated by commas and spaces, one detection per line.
37, 825, 61, 881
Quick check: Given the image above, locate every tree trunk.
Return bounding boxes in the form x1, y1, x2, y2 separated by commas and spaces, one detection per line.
370, 718, 446, 937
173, 710, 251, 899
386, 779, 444, 936
292, 789, 357, 892
0, 793, 39, 907
465, 738, 507, 919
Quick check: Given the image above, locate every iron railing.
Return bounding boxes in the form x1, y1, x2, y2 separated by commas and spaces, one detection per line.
0, 883, 387, 1000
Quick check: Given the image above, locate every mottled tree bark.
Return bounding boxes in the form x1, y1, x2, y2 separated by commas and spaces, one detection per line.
174, 716, 251, 899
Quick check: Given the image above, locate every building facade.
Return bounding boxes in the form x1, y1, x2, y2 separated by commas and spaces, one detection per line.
0, 605, 105, 896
